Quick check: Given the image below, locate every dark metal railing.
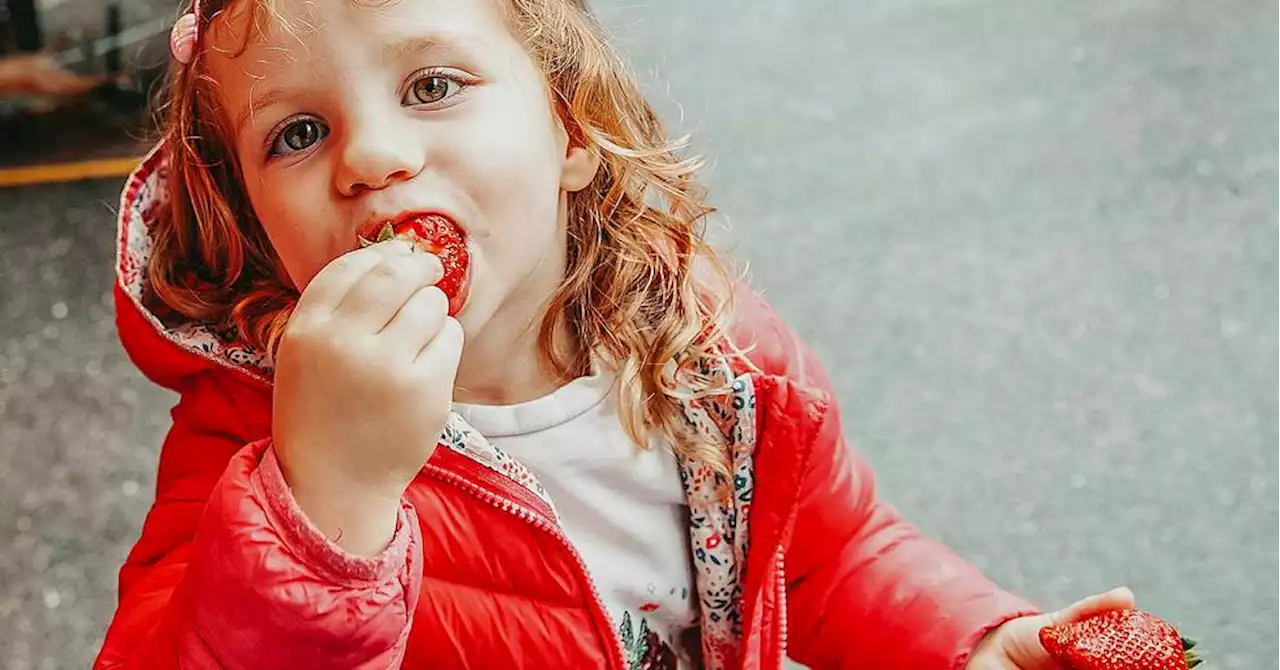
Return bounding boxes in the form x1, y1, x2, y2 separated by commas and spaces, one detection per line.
1, 0, 45, 54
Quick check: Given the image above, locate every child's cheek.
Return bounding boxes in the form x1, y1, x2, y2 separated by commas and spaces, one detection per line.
255, 177, 348, 294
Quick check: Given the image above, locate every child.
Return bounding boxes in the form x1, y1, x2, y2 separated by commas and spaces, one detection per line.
97, 0, 1136, 667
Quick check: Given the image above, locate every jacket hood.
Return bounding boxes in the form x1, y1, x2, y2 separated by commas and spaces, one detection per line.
115, 143, 274, 391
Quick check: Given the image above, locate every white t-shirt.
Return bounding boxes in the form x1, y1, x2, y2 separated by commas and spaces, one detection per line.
454, 371, 700, 669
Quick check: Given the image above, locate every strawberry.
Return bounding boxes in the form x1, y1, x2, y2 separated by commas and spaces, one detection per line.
360, 215, 471, 316
1039, 608, 1202, 670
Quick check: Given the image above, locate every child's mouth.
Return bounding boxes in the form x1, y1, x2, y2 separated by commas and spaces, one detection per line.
359, 214, 472, 316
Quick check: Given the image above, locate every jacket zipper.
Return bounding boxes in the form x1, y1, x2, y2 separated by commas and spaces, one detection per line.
421, 464, 628, 670
774, 548, 787, 668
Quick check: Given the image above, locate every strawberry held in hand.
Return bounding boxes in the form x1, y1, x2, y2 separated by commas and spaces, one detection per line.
1039, 608, 1202, 670
360, 215, 472, 316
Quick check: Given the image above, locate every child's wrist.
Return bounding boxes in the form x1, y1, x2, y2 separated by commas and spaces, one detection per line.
275, 444, 405, 557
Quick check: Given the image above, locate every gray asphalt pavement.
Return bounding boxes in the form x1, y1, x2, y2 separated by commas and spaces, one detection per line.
1, 0, 1276, 668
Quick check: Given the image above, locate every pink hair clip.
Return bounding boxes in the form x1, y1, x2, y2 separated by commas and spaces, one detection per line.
169, 0, 202, 65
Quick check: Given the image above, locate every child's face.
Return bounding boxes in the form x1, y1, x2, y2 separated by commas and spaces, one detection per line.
206, 0, 598, 336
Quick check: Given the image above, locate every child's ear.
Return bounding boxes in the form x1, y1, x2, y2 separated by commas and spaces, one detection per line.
553, 101, 600, 192
561, 143, 600, 192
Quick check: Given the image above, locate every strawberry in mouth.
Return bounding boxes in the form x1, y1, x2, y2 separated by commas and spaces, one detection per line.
360, 214, 472, 316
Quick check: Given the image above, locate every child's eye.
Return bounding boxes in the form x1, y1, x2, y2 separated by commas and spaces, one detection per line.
269, 117, 329, 157
402, 72, 467, 106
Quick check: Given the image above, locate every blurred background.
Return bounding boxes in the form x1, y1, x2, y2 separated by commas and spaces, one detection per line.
1, 0, 1276, 667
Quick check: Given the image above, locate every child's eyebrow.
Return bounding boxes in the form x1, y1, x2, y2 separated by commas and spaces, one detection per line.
235, 86, 293, 138
384, 31, 480, 61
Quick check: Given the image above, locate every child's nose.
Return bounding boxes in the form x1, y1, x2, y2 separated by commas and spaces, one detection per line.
334, 122, 426, 195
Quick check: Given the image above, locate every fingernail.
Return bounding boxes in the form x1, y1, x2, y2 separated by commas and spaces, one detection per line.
1110, 586, 1134, 601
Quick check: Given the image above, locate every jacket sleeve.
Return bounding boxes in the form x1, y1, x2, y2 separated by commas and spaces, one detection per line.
94, 374, 423, 669
782, 397, 1038, 669
731, 286, 1038, 669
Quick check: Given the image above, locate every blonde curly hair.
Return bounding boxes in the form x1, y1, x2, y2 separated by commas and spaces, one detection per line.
148, 0, 746, 474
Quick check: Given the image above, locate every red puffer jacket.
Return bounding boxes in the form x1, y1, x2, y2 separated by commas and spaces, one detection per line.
95, 149, 1037, 669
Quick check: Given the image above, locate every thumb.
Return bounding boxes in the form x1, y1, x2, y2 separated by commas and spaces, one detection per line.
1001, 587, 1138, 667
1045, 586, 1137, 627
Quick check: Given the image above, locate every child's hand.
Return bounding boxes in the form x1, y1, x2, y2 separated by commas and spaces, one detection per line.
965, 587, 1137, 669
272, 240, 463, 555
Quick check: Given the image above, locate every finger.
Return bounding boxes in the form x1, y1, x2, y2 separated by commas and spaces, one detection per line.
296, 241, 415, 314
1045, 586, 1136, 627
973, 613, 1056, 668
381, 284, 448, 348
415, 316, 464, 375
335, 248, 444, 329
